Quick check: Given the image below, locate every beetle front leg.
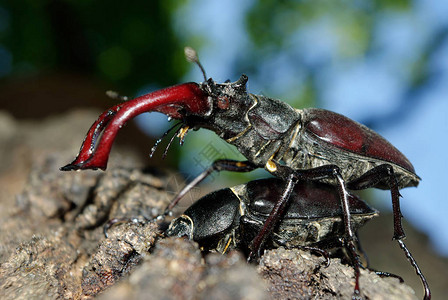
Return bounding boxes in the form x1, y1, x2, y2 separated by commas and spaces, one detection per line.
158, 159, 258, 220
247, 171, 297, 260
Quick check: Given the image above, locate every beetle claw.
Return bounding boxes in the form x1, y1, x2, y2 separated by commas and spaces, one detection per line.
61, 83, 208, 171
59, 163, 78, 171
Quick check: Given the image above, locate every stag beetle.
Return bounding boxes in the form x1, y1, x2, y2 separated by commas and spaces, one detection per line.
166, 178, 377, 255
166, 178, 379, 296
61, 47, 429, 299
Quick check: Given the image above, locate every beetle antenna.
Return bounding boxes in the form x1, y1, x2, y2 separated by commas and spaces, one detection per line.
105, 90, 129, 101
149, 122, 182, 158
184, 46, 207, 81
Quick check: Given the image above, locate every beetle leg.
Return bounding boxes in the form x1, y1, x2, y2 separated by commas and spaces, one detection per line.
248, 164, 356, 260
343, 239, 363, 299
288, 165, 356, 241
397, 239, 431, 300
157, 159, 258, 220
370, 270, 404, 282
247, 173, 297, 261
347, 164, 404, 239
347, 164, 431, 300
298, 246, 331, 268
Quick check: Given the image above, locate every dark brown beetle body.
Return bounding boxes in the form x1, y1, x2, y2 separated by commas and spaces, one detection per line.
224, 95, 419, 189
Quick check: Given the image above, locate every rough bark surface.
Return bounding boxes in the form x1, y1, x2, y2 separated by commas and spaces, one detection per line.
0, 110, 434, 299
259, 248, 417, 300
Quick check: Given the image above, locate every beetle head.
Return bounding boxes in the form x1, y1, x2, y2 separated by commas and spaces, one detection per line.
182, 46, 253, 138
60, 47, 252, 171
191, 74, 253, 140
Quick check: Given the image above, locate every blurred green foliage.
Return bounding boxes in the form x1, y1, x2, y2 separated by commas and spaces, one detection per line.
0, 0, 186, 93
0, 0, 417, 109
243, 0, 413, 109
246, 0, 411, 52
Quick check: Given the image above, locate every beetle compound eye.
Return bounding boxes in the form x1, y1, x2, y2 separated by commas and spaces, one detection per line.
217, 96, 230, 110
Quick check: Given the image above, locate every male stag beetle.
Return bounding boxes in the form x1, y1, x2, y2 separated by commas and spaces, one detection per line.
61, 47, 430, 299
166, 178, 378, 296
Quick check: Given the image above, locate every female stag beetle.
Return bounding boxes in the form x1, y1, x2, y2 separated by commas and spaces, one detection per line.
166, 178, 379, 296
61, 47, 430, 299
166, 178, 377, 256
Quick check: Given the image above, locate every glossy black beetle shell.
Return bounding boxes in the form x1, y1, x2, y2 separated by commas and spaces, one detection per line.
167, 188, 241, 251
166, 178, 377, 254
